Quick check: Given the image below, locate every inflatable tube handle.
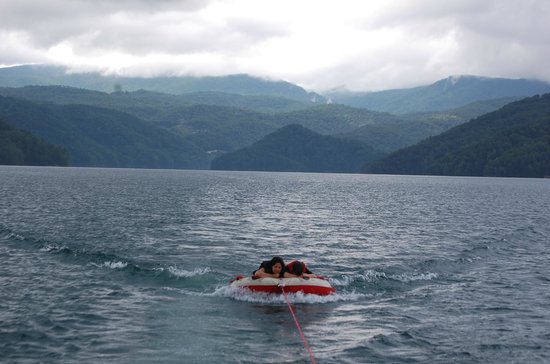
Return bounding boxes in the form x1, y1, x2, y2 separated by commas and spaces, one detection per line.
230, 275, 245, 283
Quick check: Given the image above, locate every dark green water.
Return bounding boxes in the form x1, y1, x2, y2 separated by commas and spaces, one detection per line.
1, 166, 549, 363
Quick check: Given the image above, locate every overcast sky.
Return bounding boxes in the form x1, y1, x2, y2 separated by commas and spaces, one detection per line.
1, 0, 549, 92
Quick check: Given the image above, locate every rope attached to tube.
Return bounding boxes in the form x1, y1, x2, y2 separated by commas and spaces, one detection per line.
280, 285, 317, 364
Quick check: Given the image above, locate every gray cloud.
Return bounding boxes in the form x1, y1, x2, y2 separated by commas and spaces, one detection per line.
0, 0, 286, 58
82, 14, 287, 56
1, 0, 549, 91
0, 0, 212, 48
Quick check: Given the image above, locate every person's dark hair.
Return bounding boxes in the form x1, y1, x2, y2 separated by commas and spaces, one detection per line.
291, 261, 304, 275
270, 256, 285, 268
254, 257, 285, 277
259, 256, 285, 277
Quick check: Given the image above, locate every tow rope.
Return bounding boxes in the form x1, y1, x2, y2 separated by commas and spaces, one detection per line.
280, 285, 317, 364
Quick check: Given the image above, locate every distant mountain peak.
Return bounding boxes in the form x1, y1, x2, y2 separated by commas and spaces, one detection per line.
439, 75, 487, 89
445, 74, 482, 82
329, 75, 550, 114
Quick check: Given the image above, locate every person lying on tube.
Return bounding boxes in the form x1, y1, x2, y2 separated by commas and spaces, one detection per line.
283, 260, 317, 278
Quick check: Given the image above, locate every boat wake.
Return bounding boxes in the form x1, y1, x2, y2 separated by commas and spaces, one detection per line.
3, 225, 443, 302
330, 270, 439, 287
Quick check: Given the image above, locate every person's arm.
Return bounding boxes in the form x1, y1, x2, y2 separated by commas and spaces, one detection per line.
253, 267, 280, 278
303, 267, 316, 278
283, 271, 299, 278
283, 271, 317, 278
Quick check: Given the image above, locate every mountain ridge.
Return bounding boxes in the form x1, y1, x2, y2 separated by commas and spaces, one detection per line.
0, 84, 522, 161
1, 66, 548, 177
0, 64, 326, 104
327, 75, 550, 114
364, 94, 550, 177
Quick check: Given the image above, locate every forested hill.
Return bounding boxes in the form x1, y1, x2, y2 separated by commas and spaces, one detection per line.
0, 86, 418, 152
0, 85, 313, 114
364, 94, 550, 178
0, 96, 208, 169
0, 85, 517, 155
211, 124, 383, 173
0, 119, 69, 166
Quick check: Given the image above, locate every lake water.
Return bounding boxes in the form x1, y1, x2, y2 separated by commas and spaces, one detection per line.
1, 166, 549, 363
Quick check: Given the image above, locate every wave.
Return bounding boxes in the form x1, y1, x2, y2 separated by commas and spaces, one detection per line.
390, 272, 439, 283
330, 270, 439, 287
2, 224, 441, 299
39, 243, 72, 254
212, 285, 366, 304
330, 270, 388, 286
90, 261, 129, 269
34, 236, 440, 296
0, 225, 26, 242
155, 266, 212, 278
2, 226, 219, 290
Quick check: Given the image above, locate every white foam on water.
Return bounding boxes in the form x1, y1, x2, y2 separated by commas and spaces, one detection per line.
330, 270, 389, 287
39, 243, 69, 253
39, 244, 57, 252
162, 266, 211, 278
212, 284, 365, 304
330, 270, 439, 286
7, 232, 25, 240
103, 261, 128, 269
390, 272, 439, 282
89, 261, 128, 269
